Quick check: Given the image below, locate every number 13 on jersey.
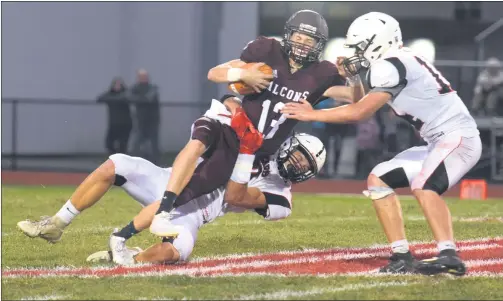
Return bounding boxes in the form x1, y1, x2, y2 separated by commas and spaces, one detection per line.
257, 100, 287, 140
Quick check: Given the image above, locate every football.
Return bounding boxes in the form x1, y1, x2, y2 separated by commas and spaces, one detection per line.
227, 63, 273, 95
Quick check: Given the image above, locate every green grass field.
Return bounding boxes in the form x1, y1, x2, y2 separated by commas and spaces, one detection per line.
2, 185, 502, 300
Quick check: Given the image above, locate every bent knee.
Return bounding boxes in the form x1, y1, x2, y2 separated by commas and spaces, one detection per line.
367, 173, 388, 188
186, 139, 207, 154
96, 159, 117, 183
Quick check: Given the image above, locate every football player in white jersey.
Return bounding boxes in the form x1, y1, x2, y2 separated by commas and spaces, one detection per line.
17, 131, 326, 265
281, 12, 481, 276
84, 133, 325, 265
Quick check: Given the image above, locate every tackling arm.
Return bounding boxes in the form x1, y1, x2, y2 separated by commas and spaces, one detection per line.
311, 92, 391, 123
225, 185, 266, 209
283, 59, 405, 123
322, 76, 366, 103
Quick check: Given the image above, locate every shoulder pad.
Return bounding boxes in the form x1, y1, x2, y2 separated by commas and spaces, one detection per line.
370, 58, 406, 88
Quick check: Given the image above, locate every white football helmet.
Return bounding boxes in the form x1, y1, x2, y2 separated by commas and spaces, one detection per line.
277, 133, 326, 183
342, 12, 403, 76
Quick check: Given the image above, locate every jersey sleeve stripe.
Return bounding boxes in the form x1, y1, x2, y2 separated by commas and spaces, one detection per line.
263, 192, 291, 209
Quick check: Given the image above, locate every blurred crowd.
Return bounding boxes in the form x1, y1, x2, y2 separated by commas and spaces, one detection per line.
97, 69, 160, 164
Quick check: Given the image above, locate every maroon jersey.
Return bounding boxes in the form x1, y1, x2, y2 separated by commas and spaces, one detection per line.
240, 36, 345, 155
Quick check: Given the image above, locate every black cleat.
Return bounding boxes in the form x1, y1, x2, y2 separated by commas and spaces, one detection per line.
379, 251, 418, 274
415, 249, 466, 276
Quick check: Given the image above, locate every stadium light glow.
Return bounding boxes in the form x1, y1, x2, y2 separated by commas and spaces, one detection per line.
406, 39, 436, 63
323, 38, 355, 63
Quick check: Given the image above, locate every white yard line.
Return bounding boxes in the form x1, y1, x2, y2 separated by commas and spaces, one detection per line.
4, 215, 500, 237
20, 294, 68, 300
236, 281, 415, 300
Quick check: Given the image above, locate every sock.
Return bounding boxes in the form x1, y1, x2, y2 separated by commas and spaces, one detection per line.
55, 200, 81, 226
113, 221, 140, 240
391, 239, 410, 254
156, 191, 178, 214
437, 240, 456, 253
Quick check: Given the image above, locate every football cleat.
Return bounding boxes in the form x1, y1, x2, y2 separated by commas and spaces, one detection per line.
109, 229, 141, 266
17, 215, 66, 243
87, 247, 142, 263
149, 211, 183, 238
415, 249, 466, 276
379, 251, 419, 274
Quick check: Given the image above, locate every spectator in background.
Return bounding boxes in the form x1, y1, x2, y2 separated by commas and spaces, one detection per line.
472, 57, 503, 116
311, 99, 350, 178
130, 69, 160, 164
355, 115, 382, 179
376, 106, 399, 157
97, 77, 132, 155
311, 99, 334, 178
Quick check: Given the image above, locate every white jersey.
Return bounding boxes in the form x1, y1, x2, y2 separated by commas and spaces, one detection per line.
223, 156, 293, 220
173, 155, 292, 226
109, 153, 292, 261
368, 47, 479, 143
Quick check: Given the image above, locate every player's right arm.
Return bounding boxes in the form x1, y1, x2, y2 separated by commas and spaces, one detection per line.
207, 60, 273, 93
207, 59, 247, 83
207, 37, 274, 93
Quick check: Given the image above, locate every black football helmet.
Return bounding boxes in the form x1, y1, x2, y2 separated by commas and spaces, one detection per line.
282, 10, 329, 65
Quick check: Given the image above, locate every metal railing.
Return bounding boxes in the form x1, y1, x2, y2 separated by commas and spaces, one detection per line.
1, 98, 209, 172
2, 60, 503, 181
475, 18, 503, 62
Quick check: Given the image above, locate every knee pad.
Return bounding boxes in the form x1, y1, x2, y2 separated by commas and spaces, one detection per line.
363, 186, 395, 200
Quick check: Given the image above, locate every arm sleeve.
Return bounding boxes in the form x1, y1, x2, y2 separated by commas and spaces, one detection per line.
255, 192, 292, 221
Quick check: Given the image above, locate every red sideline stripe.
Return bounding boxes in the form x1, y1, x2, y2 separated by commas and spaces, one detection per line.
190, 246, 503, 277
185, 237, 503, 268
4, 239, 500, 277
3, 238, 502, 278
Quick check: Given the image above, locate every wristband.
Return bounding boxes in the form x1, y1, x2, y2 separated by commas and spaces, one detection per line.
227, 68, 243, 82
230, 154, 256, 184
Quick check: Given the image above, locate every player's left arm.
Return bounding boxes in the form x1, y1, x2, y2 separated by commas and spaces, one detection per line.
225, 186, 266, 209
282, 59, 405, 123
226, 183, 291, 220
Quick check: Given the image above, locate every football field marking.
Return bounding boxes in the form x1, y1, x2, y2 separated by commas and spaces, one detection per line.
20, 294, 68, 300
236, 281, 415, 300
4, 215, 500, 237
3, 237, 501, 279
